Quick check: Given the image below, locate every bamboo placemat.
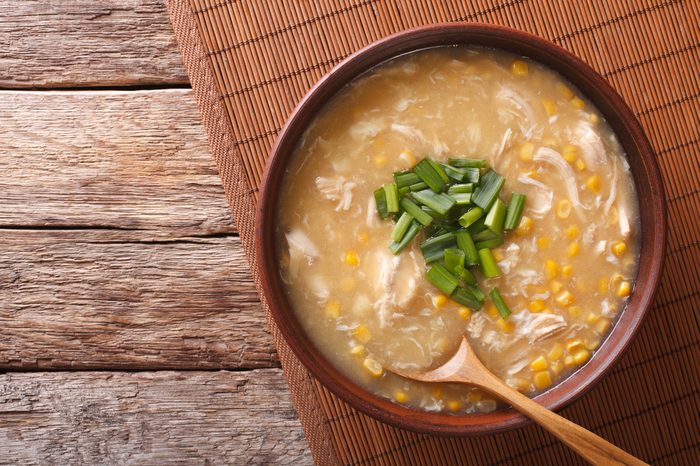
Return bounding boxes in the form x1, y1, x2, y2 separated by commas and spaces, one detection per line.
166, 1, 700, 464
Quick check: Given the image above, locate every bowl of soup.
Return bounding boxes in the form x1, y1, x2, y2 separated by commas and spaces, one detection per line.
255, 24, 666, 434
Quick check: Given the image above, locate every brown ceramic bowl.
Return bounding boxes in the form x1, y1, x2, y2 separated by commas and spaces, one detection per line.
255, 23, 666, 435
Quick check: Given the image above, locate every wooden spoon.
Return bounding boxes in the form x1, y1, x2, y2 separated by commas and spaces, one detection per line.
391, 337, 647, 465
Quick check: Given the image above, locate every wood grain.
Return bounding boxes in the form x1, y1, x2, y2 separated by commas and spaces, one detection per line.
0, 0, 187, 88
0, 369, 312, 465
0, 89, 234, 236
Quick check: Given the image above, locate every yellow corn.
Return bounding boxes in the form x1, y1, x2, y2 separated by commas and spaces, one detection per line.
550, 280, 564, 294
618, 281, 631, 297
556, 290, 575, 307
586, 338, 601, 350
458, 307, 472, 320
496, 318, 515, 333
432, 387, 442, 399
393, 390, 409, 403
558, 83, 574, 99
548, 342, 564, 360
399, 149, 416, 167
567, 242, 581, 258
575, 158, 587, 171
486, 303, 499, 317
562, 144, 578, 163
567, 340, 585, 354
511, 59, 529, 76
556, 199, 572, 219
612, 241, 627, 256
585, 175, 601, 192
530, 355, 548, 371
325, 300, 341, 318
340, 276, 356, 292
373, 155, 386, 168
571, 96, 586, 109
569, 305, 581, 317
529, 299, 546, 313
609, 273, 624, 290
586, 312, 600, 325
507, 377, 530, 392
353, 325, 372, 344
447, 400, 462, 412
350, 344, 366, 356
533, 370, 553, 390
516, 216, 533, 235
551, 361, 564, 375
596, 318, 611, 335
542, 98, 556, 116
357, 230, 369, 244
492, 248, 504, 262
345, 250, 359, 266
363, 358, 384, 377
598, 277, 609, 294
466, 391, 482, 403
537, 237, 551, 249
564, 355, 576, 367
519, 142, 535, 161
589, 112, 599, 124
434, 295, 448, 308
561, 264, 573, 278
565, 224, 580, 239
545, 260, 559, 279
573, 349, 590, 365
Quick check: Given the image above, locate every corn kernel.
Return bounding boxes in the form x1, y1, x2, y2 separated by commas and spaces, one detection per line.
516, 216, 533, 235
545, 260, 559, 279
548, 343, 564, 360
589, 112, 599, 124
466, 391, 482, 403
353, 325, 372, 344
529, 300, 546, 313
519, 142, 535, 161
542, 98, 556, 116
550, 280, 564, 294
564, 355, 576, 366
432, 387, 442, 398
598, 277, 609, 294
458, 307, 472, 320
551, 361, 564, 375
434, 295, 448, 308
556, 199, 572, 219
496, 318, 515, 333
447, 400, 462, 412
558, 84, 574, 99
586, 175, 602, 192
492, 248, 505, 262
363, 358, 384, 377
399, 149, 416, 167
569, 305, 581, 317
562, 144, 578, 162
567, 242, 581, 257
340, 276, 356, 292
511, 60, 529, 76
325, 300, 341, 318
537, 237, 551, 249
586, 312, 600, 325
486, 303, 499, 318
575, 158, 587, 171
393, 390, 409, 403
561, 264, 573, 278
507, 377, 530, 392
618, 281, 631, 297
373, 155, 386, 168
586, 338, 601, 350
567, 340, 585, 354
357, 230, 369, 244
573, 349, 590, 365
565, 224, 580, 239
345, 250, 359, 266
530, 355, 548, 371
612, 241, 627, 256
609, 273, 624, 290
534, 370, 552, 390
596, 318, 611, 335
350, 344, 366, 356
556, 290, 575, 307
571, 96, 586, 109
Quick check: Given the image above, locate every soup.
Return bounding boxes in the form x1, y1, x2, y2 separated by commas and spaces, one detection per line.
276, 47, 639, 414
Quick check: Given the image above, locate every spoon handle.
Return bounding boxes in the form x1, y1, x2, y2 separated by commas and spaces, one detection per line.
477, 373, 647, 465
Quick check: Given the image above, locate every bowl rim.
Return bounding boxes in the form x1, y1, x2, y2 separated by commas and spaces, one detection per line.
255, 22, 667, 435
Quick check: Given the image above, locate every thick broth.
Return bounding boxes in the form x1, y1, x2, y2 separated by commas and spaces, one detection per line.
276, 47, 639, 414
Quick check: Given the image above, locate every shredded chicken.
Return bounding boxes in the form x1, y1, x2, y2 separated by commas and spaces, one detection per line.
495, 85, 542, 139
534, 147, 593, 215
571, 120, 607, 167
391, 123, 450, 156
368, 248, 421, 328
618, 203, 631, 238
285, 229, 319, 280
350, 118, 385, 139
315, 176, 356, 211
512, 312, 567, 343
516, 173, 553, 217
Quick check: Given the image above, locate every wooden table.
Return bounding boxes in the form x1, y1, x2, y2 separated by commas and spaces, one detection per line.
0, 1, 312, 463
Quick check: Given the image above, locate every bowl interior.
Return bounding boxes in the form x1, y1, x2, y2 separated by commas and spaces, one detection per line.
255, 23, 666, 435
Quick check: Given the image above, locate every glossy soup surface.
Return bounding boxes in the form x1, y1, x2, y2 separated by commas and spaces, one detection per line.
276, 47, 640, 414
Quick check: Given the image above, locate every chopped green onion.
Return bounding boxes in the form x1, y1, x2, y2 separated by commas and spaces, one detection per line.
421, 232, 456, 263
472, 170, 505, 210
452, 287, 483, 310
413, 159, 446, 193
399, 198, 433, 226
440, 164, 480, 183
427, 159, 450, 184
389, 220, 422, 255
421, 205, 447, 221
412, 189, 456, 215
409, 181, 429, 192
448, 158, 487, 169
467, 215, 488, 234
453, 264, 477, 285
391, 212, 414, 243
478, 248, 501, 278
484, 198, 506, 234
466, 284, 486, 302
448, 192, 472, 205
443, 248, 465, 272
472, 228, 500, 242
384, 183, 399, 213
398, 186, 410, 196
426, 263, 459, 295
374, 187, 389, 219
455, 230, 479, 266
475, 236, 504, 249
504, 193, 527, 230
448, 183, 474, 194
490, 288, 511, 319
394, 171, 420, 188
458, 207, 483, 228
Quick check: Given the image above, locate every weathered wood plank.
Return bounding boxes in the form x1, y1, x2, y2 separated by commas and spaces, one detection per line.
0, 229, 275, 370
0, 0, 187, 88
0, 370, 312, 465
0, 89, 234, 236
